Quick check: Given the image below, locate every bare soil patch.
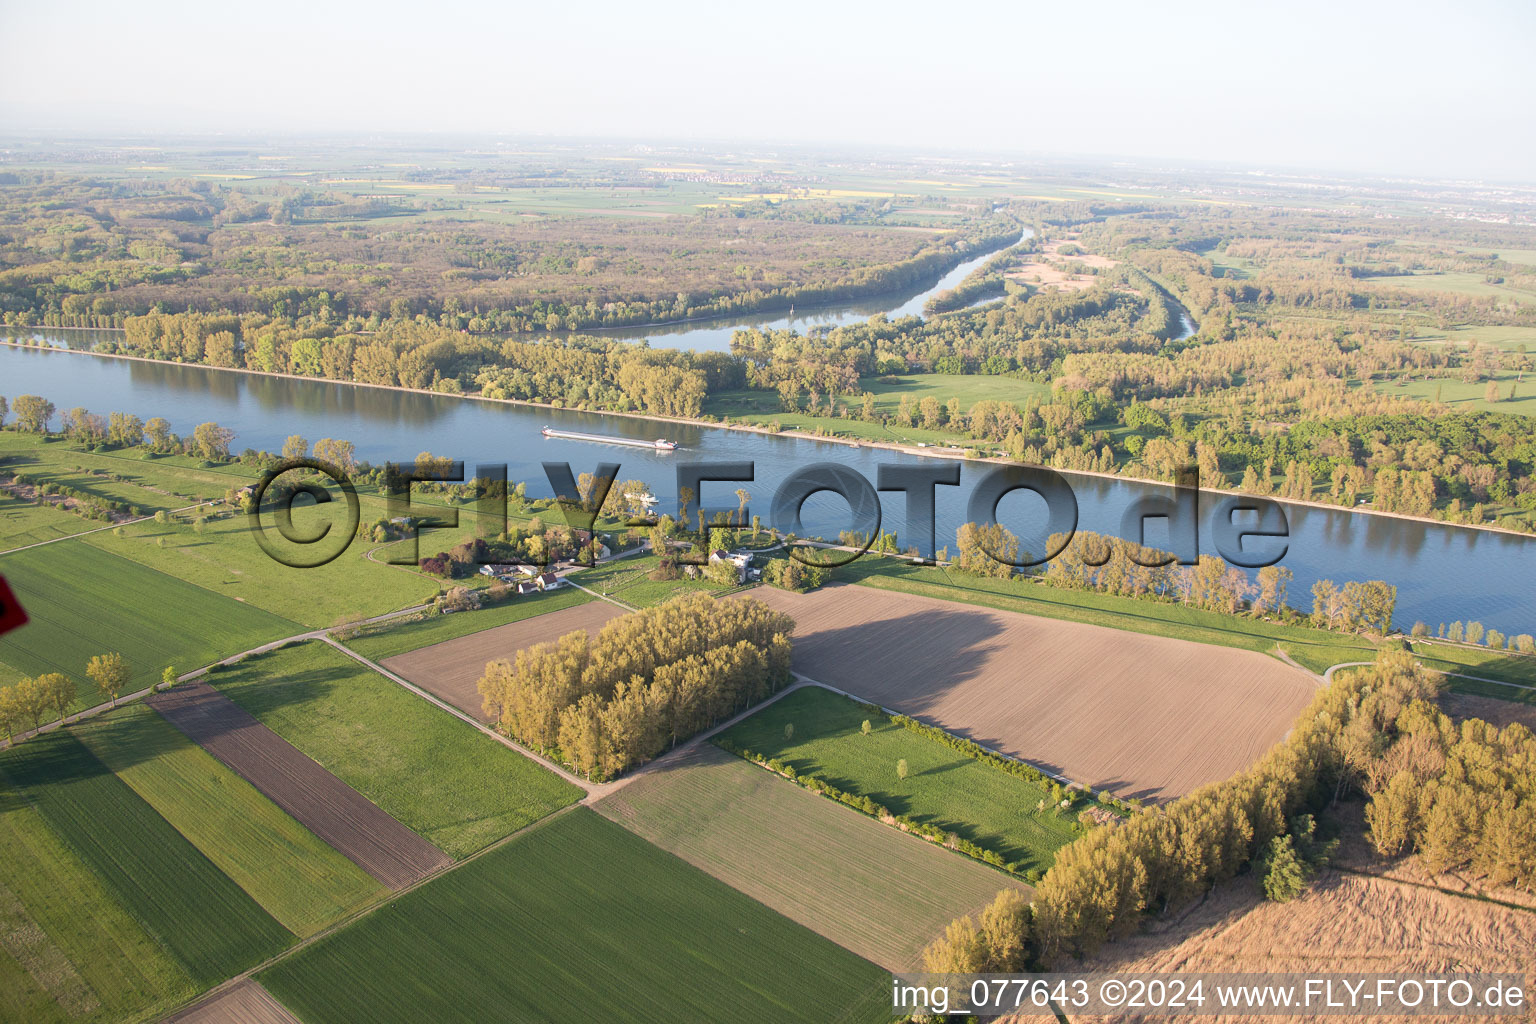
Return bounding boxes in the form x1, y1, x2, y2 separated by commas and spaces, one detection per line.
750, 585, 1313, 801
381, 601, 625, 721
1033, 870, 1536, 1024
595, 744, 1021, 970
148, 682, 451, 889
1440, 690, 1536, 731
164, 979, 301, 1024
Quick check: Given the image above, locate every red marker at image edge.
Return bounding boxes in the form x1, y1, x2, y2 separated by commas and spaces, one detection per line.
0, 575, 28, 637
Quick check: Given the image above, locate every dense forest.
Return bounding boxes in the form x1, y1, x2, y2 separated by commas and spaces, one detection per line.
0, 172, 1020, 331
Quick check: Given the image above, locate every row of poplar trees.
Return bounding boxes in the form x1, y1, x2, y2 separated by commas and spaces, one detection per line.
478, 594, 794, 780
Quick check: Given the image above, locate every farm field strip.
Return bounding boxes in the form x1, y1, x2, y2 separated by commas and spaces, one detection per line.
0, 777, 197, 1022
0, 540, 303, 705
258, 807, 893, 1024
716, 685, 1079, 875
378, 598, 625, 721
749, 584, 1316, 801
74, 701, 386, 932
595, 744, 1022, 970
0, 729, 293, 987
148, 681, 452, 890
164, 978, 303, 1024
206, 641, 584, 857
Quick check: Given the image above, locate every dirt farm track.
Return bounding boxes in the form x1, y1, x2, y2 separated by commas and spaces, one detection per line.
751, 584, 1316, 801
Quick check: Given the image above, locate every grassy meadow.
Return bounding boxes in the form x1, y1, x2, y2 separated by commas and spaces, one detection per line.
208, 641, 582, 856
0, 541, 302, 706
717, 686, 1078, 876
1375, 371, 1535, 417
0, 774, 200, 1023
259, 808, 892, 1024
704, 372, 1050, 446
568, 552, 739, 608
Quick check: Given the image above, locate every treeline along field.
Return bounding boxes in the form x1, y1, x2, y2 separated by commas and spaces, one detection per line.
716, 686, 1089, 878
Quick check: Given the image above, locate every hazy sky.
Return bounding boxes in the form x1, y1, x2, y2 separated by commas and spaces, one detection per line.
2, 0, 1531, 180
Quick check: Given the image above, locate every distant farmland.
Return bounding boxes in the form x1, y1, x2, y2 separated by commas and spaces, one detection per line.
751, 584, 1315, 801
260, 808, 892, 1024
596, 743, 1021, 970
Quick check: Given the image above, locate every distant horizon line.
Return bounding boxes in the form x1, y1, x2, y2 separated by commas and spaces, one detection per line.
1, 130, 1533, 190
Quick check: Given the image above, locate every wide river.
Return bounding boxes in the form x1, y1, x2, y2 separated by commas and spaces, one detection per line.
2, 329, 1531, 637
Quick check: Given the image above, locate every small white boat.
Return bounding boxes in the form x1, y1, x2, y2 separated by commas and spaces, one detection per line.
542, 427, 678, 450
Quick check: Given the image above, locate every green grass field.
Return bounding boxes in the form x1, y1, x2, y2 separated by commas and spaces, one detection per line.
0, 541, 302, 706
345, 586, 593, 661
259, 807, 892, 1024
1360, 270, 1536, 304
71, 702, 384, 936
208, 641, 582, 857
0, 730, 293, 987
0, 773, 198, 1023
594, 745, 1017, 969
0, 491, 100, 549
717, 687, 1077, 875
1405, 324, 1536, 354
1375, 371, 1535, 417
1413, 640, 1536, 686
0, 432, 250, 506
842, 556, 1376, 674
568, 552, 739, 608
83, 503, 438, 628
705, 372, 1050, 446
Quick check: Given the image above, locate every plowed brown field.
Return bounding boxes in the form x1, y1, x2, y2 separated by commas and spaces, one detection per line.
149, 682, 452, 889
164, 979, 301, 1024
381, 601, 625, 721
751, 584, 1314, 801
1032, 870, 1536, 1024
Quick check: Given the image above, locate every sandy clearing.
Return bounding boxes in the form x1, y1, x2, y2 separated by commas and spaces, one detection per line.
1030, 870, 1536, 1024
381, 601, 625, 722
148, 683, 451, 890
595, 744, 1022, 970
163, 979, 301, 1024
749, 584, 1314, 801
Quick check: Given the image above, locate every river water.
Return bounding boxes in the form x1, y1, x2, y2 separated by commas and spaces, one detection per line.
2, 334, 1532, 636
